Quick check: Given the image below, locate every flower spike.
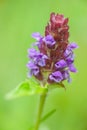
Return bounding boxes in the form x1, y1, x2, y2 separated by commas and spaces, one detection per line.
27, 12, 78, 87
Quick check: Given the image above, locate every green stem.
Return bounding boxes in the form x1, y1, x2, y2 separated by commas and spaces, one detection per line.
34, 93, 47, 130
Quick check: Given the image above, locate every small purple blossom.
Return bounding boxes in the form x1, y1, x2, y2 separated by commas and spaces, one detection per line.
62, 70, 69, 79
32, 32, 43, 49
32, 32, 47, 53
64, 42, 78, 58
34, 53, 48, 67
64, 48, 72, 57
55, 59, 67, 69
32, 32, 43, 41
28, 48, 48, 67
28, 48, 38, 59
68, 42, 78, 49
69, 64, 77, 73
62, 70, 71, 83
43, 35, 56, 47
49, 71, 63, 82
27, 62, 39, 77
66, 53, 74, 65
64, 46, 75, 65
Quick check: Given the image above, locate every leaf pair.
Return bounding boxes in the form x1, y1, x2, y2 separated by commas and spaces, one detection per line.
6, 78, 65, 99
6, 79, 48, 99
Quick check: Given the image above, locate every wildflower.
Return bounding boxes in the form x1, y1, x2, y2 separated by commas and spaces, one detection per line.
28, 49, 48, 67
43, 35, 56, 48
55, 60, 67, 69
27, 62, 39, 77
27, 12, 78, 86
32, 32, 43, 41
49, 71, 63, 82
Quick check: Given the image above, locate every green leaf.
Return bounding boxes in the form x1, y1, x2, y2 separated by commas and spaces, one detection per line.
41, 109, 56, 123
6, 79, 48, 99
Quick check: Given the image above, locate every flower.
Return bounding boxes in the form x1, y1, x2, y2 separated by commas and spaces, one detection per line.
62, 70, 71, 82
32, 32, 43, 41
43, 35, 56, 48
33, 53, 48, 67
55, 59, 67, 69
68, 64, 77, 73
49, 71, 63, 82
28, 48, 38, 59
68, 42, 78, 49
27, 12, 78, 86
27, 62, 39, 77
28, 49, 48, 67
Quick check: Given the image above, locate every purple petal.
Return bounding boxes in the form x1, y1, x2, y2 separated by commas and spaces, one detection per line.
27, 62, 39, 76
64, 48, 72, 57
69, 64, 77, 73
64, 42, 78, 58
27, 61, 38, 70
43, 35, 56, 47
38, 60, 45, 66
34, 56, 46, 67
66, 53, 74, 65
32, 32, 43, 41
28, 48, 38, 58
31, 68, 39, 76
49, 71, 63, 82
33, 41, 44, 51
33, 53, 48, 67
55, 59, 67, 69
68, 42, 78, 49
62, 70, 71, 83
42, 55, 48, 59
62, 70, 69, 79
37, 55, 48, 67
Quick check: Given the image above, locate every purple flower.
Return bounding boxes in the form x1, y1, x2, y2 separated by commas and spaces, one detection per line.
69, 64, 77, 73
64, 47, 73, 57
64, 46, 75, 65
49, 71, 63, 82
66, 53, 74, 65
62, 70, 71, 83
68, 42, 78, 49
34, 53, 48, 67
32, 32, 45, 52
28, 48, 39, 59
55, 59, 67, 69
32, 32, 43, 41
28, 48, 48, 67
27, 62, 39, 77
64, 42, 78, 60
43, 35, 56, 47
64, 42, 78, 58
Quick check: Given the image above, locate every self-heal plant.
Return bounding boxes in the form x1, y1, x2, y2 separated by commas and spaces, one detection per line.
27, 13, 78, 85
7, 13, 78, 130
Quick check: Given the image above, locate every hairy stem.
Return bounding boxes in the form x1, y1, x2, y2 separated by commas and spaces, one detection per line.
34, 93, 47, 130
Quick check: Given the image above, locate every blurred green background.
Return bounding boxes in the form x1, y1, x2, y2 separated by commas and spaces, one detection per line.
0, 0, 87, 130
